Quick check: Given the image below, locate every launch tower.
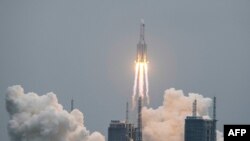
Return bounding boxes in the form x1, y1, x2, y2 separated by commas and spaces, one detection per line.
137, 97, 142, 141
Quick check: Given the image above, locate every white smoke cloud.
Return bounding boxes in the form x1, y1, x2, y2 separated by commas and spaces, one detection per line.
142, 88, 223, 141
5, 85, 105, 141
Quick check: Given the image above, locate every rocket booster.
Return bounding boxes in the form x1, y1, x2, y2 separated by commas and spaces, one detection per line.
136, 20, 147, 63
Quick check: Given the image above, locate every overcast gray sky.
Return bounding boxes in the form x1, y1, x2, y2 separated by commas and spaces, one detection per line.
1, 0, 250, 140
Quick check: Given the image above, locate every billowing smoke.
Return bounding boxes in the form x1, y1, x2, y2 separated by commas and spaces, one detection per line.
142, 88, 223, 141
5, 85, 105, 141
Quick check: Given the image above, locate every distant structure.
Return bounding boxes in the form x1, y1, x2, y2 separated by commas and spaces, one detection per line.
108, 103, 136, 141
184, 97, 217, 141
136, 97, 142, 141
212, 97, 217, 141
126, 101, 129, 124
108, 120, 136, 141
71, 99, 74, 111
192, 99, 197, 117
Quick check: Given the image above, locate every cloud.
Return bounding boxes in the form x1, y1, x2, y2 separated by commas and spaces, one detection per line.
142, 88, 223, 141
5, 85, 105, 141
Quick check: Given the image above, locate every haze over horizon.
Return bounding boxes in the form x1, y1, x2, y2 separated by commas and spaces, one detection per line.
0, 0, 250, 141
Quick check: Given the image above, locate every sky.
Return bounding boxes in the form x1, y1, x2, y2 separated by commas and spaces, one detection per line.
0, 0, 250, 140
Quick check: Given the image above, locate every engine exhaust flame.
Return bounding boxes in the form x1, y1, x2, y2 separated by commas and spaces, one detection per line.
132, 61, 149, 108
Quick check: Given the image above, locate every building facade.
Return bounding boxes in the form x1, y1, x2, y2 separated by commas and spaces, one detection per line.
108, 120, 136, 141
185, 116, 216, 141
184, 98, 217, 141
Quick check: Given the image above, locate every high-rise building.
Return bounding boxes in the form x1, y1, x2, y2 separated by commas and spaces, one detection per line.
185, 116, 215, 141
184, 98, 217, 141
108, 120, 136, 141
108, 102, 136, 141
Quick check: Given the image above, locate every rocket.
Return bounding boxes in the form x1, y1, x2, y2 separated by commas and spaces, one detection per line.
136, 20, 147, 63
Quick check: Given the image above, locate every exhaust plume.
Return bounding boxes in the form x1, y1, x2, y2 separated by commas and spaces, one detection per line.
132, 62, 149, 108
142, 88, 223, 141
5, 85, 105, 141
